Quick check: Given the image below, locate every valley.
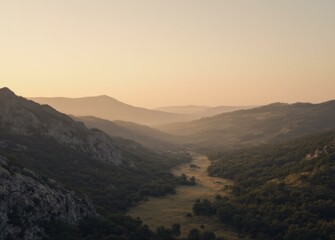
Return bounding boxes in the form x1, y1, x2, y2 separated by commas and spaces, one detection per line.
128, 154, 244, 239
1, 88, 335, 240
2, 1, 335, 239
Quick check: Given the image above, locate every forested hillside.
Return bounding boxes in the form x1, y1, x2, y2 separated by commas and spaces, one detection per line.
159, 101, 335, 148
205, 131, 335, 239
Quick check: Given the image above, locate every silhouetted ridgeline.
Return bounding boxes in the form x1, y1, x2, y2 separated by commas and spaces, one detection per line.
32, 95, 194, 126
155, 105, 256, 118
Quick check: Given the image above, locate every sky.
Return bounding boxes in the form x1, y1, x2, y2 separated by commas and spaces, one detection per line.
1, 0, 335, 108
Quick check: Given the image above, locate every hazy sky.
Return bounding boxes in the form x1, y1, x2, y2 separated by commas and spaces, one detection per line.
1, 0, 335, 108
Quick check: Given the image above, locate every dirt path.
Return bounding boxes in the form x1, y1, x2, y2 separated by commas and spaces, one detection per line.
127, 154, 242, 239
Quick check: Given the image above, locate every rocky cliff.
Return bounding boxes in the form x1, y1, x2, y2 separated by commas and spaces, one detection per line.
0, 154, 98, 240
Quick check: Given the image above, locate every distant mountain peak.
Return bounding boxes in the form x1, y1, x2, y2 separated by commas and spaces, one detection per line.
32, 95, 195, 126
0, 87, 16, 98
98, 94, 111, 98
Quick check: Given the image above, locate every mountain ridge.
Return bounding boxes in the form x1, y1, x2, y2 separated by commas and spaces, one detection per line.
0, 88, 125, 166
31, 96, 195, 126
158, 100, 335, 148
155, 105, 257, 117
75, 116, 184, 150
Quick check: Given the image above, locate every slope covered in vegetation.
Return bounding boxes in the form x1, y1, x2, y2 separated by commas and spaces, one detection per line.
206, 131, 335, 239
159, 101, 335, 148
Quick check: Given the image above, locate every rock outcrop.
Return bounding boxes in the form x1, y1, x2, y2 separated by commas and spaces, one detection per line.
0, 155, 98, 240
304, 139, 335, 161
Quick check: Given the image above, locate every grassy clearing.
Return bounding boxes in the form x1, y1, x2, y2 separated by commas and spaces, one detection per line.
127, 154, 246, 239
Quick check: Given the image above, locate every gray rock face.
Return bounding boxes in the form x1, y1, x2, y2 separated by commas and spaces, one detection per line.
44, 119, 123, 165
304, 139, 335, 161
0, 155, 98, 240
0, 88, 124, 166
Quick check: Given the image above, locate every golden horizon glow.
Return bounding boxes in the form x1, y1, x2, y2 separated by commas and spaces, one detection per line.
1, 0, 335, 108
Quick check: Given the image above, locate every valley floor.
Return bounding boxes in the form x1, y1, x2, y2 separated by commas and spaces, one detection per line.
127, 154, 246, 239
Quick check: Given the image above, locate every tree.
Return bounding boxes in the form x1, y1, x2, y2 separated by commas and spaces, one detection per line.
190, 176, 196, 184
200, 224, 205, 233
187, 228, 201, 240
155, 226, 174, 240
193, 199, 216, 216
181, 174, 187, 182
202, 231, 216, 240
171, 223, 181, 237
216, 202, 236, 223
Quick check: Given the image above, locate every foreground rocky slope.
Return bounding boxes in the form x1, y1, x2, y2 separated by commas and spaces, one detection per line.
0, 155, 98, 240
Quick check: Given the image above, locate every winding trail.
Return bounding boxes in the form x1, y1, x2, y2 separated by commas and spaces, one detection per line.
127, 154, 241, 239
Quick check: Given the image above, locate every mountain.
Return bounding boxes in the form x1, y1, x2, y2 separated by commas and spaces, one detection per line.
158, 101, 335, 148
0, 87, 190, 238
0, 88, 125, 166
32, 96, 194, 126
207, 130, 335, 239
0, 154, 98, 240
201, 105, 257, 117
156, 106, 211, 115
75, 116, 184, 150
156, 105, 256, 118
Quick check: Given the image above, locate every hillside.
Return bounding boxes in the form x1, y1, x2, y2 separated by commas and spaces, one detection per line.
156, 105, 256, 118
32, 96, 194, 126
0, 88, 127, 166
0, 88, 190, 222
206, 130, 335, 239
159, 101, 335, 147
75, 116, 184, 150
